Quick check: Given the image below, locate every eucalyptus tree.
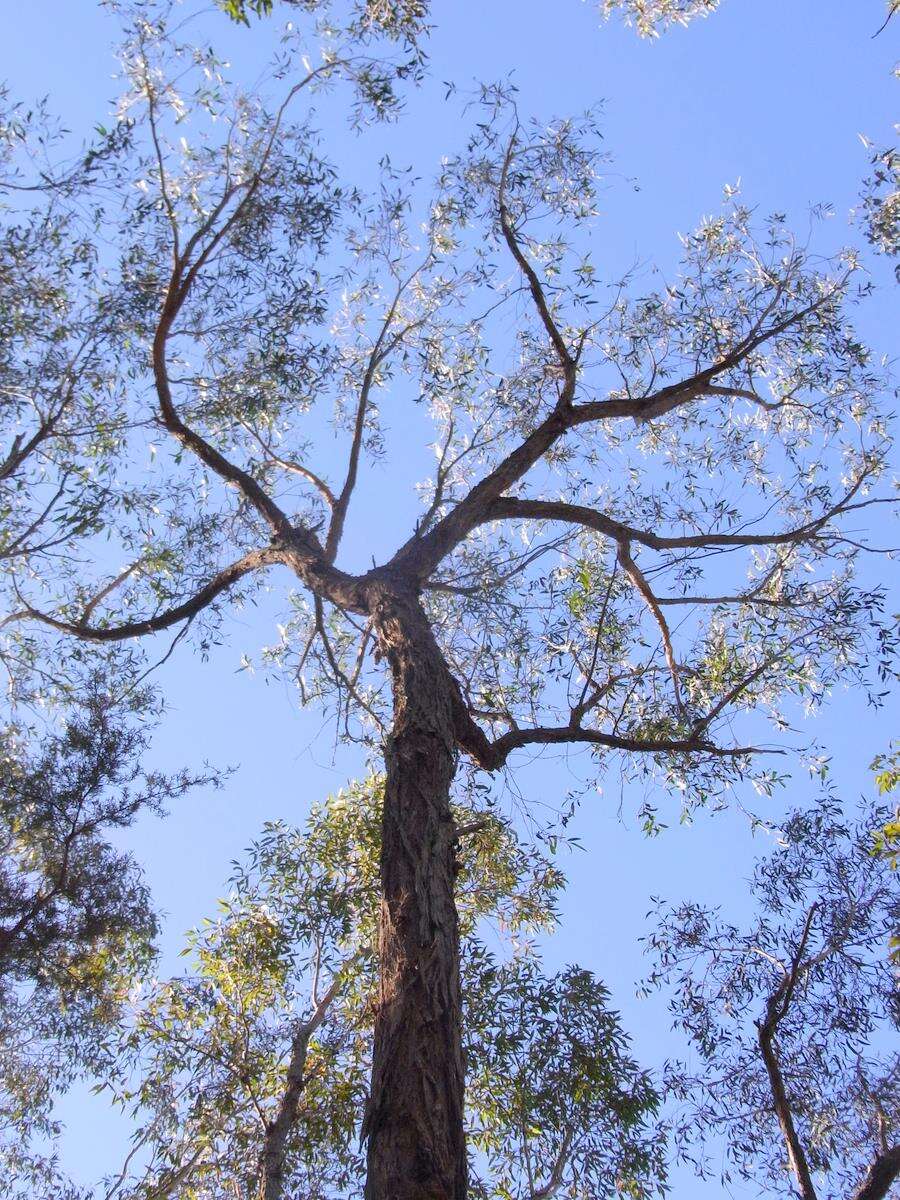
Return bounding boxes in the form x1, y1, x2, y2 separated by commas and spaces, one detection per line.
1, 1, 895, 1196
101, 779, 663, 1200
645, 798, 900, 1200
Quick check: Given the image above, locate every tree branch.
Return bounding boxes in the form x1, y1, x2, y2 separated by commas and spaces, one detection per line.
326, 270, 426, 562
851, 1146, 900, 1200
237, 421, 335, 507
498, 131, 574, 370
454, 713, 767, 773
0, 379, 77, 483
568, 284, 843, 427
755, 905, 819, 1200
617, 539, 683, 712
259, 969, 346, 1200
147, 64, 348, 544
386, 284, 850, 581
486, 476, 876, 554
9, 547, 284, 642
530, 1128, 574, 1200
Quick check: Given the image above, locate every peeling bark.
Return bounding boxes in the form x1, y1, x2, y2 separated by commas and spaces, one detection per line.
363, 586, 467, 1200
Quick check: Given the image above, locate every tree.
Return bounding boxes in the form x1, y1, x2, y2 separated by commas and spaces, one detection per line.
1, 1, 894, 1196
218, 0, 719, 37
219, 0, 900, 40
0, 685, 209, 1197
645, 797, 900, 1200
98, 778, 663, 1200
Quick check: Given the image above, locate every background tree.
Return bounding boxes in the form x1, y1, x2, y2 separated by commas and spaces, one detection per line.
0, 686, 209, 1198
98, 778, 663, 1200
645, 797, 900, 1200
0, 2, 895, 1197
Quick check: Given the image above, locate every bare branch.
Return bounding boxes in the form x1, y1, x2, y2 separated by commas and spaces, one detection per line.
80, 560, 143, 625
617, 540, 683, 713
238, 421, 336, 507
498, 131, 573, 369
326, 269, 428, 561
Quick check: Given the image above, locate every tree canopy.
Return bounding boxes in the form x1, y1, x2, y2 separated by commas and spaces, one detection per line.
0, 1, 896, 1197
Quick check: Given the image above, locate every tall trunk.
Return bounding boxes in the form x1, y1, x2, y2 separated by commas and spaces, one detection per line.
363, 586, 467, 1200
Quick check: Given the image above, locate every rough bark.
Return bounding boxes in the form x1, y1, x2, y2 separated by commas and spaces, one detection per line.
362, 584, 467, 1200
851, 1146, 900, 1200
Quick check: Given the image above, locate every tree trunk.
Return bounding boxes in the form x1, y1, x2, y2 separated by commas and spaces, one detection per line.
363, 585, 467, 1200
851, 1146, 900, 1200
757, 1013, 818, 1200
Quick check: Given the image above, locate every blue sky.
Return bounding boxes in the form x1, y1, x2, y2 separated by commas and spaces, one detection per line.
3, 1, 898, 1194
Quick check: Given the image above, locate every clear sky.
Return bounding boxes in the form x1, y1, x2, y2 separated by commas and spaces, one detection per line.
2, 1, 898, 1195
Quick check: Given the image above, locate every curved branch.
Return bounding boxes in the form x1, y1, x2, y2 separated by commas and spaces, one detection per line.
569, 285, 844, 427
237, 421, 335, 507
486, 478, 879, 554
453, 709, 768, 772
154, 303, 293, 540
147, 63, 348, 543
498, 131, 573, 369
9, 547, 284, 642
